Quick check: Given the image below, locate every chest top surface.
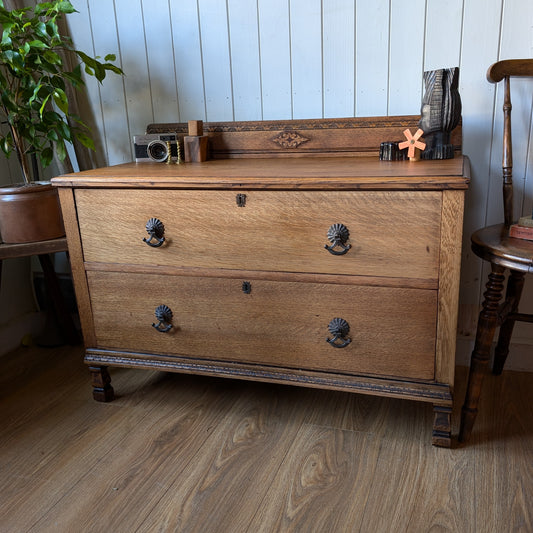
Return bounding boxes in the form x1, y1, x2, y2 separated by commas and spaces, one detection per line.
52, 155, 469, 191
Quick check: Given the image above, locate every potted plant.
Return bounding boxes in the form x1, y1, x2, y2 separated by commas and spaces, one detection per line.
0, 0, 122, 243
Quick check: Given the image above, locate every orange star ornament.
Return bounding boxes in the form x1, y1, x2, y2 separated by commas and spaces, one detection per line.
398, 128, 426, 161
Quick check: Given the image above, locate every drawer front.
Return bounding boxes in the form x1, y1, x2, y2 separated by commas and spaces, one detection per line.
87, 272, 437, 380
76, 190, 441, 281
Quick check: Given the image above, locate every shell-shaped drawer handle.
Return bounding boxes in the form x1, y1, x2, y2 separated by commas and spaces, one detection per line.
152, 304, 173, 333
143, 217, 165, 247
326, 317, 351, 348
325, 223, 351, 256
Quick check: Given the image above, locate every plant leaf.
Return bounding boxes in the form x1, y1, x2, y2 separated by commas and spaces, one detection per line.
43, 50, 62, 65
57, 2, 76, 14
34, 21, 47, 38
29, 39, 48, 49
53, 88, 68, 114
39, 93, 51, 118
75, 131, 95, 150
41, 146, 54, 167
55, 139, 67, 161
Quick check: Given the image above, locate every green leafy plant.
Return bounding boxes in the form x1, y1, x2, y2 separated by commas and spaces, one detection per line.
0, 0, 123, 184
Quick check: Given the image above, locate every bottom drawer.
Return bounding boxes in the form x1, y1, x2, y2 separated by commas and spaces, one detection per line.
87, 272, 437, 381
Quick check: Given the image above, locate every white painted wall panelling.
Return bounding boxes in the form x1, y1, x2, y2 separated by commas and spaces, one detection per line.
258, 0, 292, 120
355, 1, 390, 116
171, 0, 206, 122
227, 0, 262, 121
3, 0, 533, 368
198, 0, 234, 121
322, 0, 355, 118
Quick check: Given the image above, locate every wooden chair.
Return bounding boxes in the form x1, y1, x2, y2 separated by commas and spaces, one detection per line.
459, 59, 533, 443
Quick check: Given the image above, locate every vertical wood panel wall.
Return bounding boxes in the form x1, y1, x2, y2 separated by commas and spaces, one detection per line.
1, 0, 532, 366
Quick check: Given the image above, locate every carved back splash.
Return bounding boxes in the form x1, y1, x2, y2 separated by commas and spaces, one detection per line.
147, 115, 462, 159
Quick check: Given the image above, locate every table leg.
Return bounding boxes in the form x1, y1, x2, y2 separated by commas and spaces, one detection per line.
89, 365, 115, 402
432, 405, 452, 447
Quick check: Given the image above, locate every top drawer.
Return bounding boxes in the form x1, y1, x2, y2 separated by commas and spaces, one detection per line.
75, 189, 441, 280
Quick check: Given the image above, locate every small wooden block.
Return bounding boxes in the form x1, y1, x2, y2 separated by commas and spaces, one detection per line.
188, 120, 203, 137
184, 135, 208, 162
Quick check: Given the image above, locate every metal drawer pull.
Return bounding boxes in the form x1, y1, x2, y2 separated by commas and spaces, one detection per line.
152, 304, 173, 333
143, 217, 165, 247
326, 317, 351, 348
325, 223, 351, 255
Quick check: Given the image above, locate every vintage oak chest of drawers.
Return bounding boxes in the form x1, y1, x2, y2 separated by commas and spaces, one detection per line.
52, 117, 469, 447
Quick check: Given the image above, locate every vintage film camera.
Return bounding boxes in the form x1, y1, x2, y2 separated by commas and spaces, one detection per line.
133, 133, 178, 162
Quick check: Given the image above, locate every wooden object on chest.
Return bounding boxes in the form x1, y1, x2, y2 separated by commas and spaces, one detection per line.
183, 120, 208, 163
52, 115, 468, 447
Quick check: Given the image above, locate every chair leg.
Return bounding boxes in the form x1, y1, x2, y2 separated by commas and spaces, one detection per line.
493, 270, 525, 375
459, 264, 506, 443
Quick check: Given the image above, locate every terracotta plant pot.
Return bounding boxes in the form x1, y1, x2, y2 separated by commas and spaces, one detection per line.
0, 182, 65, 243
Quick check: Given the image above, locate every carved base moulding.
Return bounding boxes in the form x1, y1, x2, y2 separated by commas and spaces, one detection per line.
85, 349, 453, 404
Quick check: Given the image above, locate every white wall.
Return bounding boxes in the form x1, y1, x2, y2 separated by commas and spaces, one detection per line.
1, 0, 533, 367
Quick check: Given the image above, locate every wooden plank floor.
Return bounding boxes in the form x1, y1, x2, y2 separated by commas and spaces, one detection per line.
0, 345, 532, 532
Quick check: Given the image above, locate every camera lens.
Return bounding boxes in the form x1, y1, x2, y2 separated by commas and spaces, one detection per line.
147, 140, 168, 162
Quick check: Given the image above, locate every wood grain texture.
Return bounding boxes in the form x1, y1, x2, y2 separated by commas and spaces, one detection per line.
459, 62, 533, 442
52, 136, 468, 446
75, 189, 442, 281
84, 348, 451, 405
137, 383, 312, 532
87, 272, 437, 380
57, 188, 96, 346
248, 424, 378, 532
58, 0, 533, 368
83, 262, 439, 290
52, 155, 468, 188
435, 189, 466, 386
0, 237, 67, 260
473, 370, 533, 532
31, 376, 243, 533
2, 347, 532, 532
146, 116, 462, 159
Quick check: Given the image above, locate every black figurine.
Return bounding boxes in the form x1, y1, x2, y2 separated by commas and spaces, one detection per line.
419, 67, 461, 159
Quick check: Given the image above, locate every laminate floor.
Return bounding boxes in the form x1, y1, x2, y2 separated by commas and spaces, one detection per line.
0, 344, 532, 532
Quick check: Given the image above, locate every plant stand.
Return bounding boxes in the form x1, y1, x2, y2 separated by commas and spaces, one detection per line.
0, 237, 80, 346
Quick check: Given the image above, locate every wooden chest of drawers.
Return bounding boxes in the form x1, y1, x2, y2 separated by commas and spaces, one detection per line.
52, 117, 469, 447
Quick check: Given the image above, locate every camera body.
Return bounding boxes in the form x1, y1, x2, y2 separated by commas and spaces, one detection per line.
133, 133, 178, 162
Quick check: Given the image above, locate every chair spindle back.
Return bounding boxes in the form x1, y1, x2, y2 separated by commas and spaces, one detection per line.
487, 59, 533, 227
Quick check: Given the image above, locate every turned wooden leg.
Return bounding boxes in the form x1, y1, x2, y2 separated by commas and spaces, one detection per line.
89, 365, 115, 402
459, 265, 505, 443
493, 270, 525, 375
432, 405, 452, 447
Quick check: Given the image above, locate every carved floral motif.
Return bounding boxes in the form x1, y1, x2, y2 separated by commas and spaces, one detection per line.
271, 131, 310, 149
